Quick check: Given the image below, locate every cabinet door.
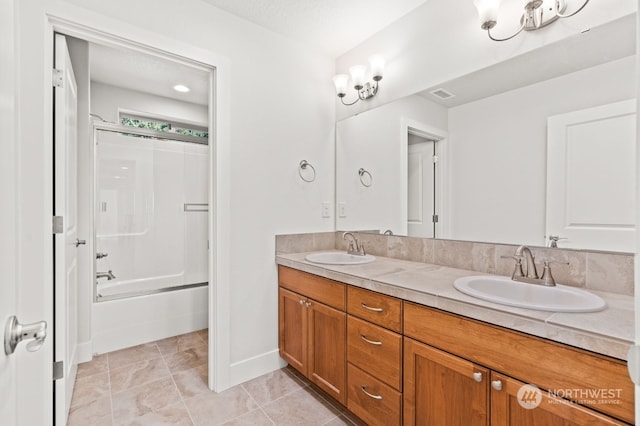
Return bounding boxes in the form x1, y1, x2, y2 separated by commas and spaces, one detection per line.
308, 299, 347, 405
279, 287, 308, 375
490, 373, 626, 426
404, 338, 489, 426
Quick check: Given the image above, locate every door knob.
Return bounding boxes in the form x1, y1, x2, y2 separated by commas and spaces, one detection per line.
75, 238, 86, 247
4, 315, 47, 355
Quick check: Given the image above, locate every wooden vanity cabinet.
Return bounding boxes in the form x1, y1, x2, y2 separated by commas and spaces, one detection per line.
278, 266, 347, 404
403, 302, 633, 425
346, 287, 404, 425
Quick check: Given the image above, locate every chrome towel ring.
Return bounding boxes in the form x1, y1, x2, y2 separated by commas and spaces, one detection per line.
299, 160, 316, 183
358, 168, 372, 187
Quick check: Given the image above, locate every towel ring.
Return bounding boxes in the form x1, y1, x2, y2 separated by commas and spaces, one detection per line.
358, 168, 372, 187
299, 160, 316, 183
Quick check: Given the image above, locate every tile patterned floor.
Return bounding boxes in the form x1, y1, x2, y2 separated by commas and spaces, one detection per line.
68, 330, 361, 426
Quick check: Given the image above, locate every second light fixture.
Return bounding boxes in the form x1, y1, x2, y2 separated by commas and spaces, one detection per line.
332, 55, 385, 106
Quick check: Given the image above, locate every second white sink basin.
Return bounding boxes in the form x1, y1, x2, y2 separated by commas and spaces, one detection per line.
305, 252, 376, 265
453, 275, 606, 313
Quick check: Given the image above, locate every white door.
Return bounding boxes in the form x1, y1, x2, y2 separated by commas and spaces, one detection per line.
54, 33, 79, 425
408, 138, 436, 238
546, 100, 636, 252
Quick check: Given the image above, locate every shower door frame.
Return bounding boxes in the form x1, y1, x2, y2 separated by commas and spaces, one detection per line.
45, 10, 232, 397
92, 122, 209, 303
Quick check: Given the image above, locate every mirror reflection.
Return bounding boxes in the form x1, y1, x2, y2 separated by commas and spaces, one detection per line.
335, 15, 636, 253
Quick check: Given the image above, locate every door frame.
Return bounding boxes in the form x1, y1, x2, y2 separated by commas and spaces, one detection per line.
46, 11, 231, 390
15, 5, 232, 423
400, 118, 448, 238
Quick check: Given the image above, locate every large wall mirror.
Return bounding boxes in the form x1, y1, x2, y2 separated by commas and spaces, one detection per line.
335, 14, 636, 253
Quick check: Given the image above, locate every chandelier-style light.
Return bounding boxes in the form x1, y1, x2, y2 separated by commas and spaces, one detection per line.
473, 0, 590, 41
332, 55, 385, 106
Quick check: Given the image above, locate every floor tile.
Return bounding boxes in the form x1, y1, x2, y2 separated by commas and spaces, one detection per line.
117, 402, 193, 426
71, 372, 111, 408
110, 357, 170, 394
322, 415, 353, 426
108, 343, 162, 370
156, 332, 205, 356
220, 408, 274, 425
112, 377, 182, 424
173, 364, 210, 399
164, 345, 208, 374
241, 369, 305, 406
196, 329, 208, 343
67, 396, 113, 426
77, 354, 109, 379
184, 386, 258, 425
261, 387, 341, 426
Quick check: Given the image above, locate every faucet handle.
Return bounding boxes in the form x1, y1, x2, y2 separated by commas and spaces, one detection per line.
501, 255, 525, 279
540, 260, 569, 286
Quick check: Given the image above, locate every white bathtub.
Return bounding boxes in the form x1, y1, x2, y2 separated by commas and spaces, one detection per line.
92, 285, 208, 354
96, 273, 202, 299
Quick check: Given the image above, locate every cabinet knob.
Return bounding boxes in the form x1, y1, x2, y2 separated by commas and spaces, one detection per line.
472, 372, 483, 383
491, 380, 503, 391
305, 302, 312, 308
299, 300, 305, 305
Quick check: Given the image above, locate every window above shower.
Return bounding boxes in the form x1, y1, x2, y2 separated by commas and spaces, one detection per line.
120, 112, 209, 141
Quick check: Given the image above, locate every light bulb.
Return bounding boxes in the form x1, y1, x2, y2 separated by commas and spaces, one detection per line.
332, 74, 349, 97
349, 65, 367, 90
368, 55, 385, 81
473, 0, 500, 29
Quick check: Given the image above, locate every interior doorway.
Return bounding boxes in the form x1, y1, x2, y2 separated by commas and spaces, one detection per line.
52, 24, 216, 424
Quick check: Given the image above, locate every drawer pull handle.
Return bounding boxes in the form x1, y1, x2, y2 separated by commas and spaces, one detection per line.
491, 380, 503, 391
472, 372, 483, 383
360, 334, 382, 346
361, 385, 383, 400
361, 303, 383, 312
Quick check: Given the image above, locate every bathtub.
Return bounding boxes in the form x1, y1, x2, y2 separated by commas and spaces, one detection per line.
96, 273, 204, 300
92, 284, 208, 354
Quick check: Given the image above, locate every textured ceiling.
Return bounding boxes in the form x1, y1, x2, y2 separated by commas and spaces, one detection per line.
90, 43, 210, 106
200, 0, 429, 57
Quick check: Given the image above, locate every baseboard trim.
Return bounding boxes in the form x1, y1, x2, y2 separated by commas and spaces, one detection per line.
229, 349, 287, 387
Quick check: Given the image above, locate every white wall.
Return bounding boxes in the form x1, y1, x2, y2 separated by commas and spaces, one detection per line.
335, 0, 636, 121
447, 56, 636, 246
336, 95, 447, 233
17, 0, 335, 392
91, 82, 208, 125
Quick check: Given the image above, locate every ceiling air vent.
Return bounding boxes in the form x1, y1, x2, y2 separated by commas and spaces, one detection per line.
430, 88, 455, 100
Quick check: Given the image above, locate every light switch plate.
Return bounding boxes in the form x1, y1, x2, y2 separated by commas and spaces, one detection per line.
338, 203, 347, 218
322, 202, 331, 218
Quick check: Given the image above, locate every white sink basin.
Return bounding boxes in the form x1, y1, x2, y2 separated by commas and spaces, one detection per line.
305, 252, 376, 265
453, 275, 606, 313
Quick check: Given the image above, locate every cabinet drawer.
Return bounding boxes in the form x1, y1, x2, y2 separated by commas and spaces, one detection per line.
404, 302, 634, 424
347, 286, 402, 332
347, 315, 402, 390
347, 363, 402, 426
278, 266, 345, 310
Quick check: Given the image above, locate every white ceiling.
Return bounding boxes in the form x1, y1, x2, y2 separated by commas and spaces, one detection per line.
90, 43, 210, 106
199, 0, 429, 57
89, 0, 429, 106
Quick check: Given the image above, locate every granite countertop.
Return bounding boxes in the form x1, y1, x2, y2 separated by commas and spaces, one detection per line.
276, 250, 634, 361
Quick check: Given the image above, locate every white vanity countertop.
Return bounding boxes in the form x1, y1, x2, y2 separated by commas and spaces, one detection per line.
276, 251, 634, 361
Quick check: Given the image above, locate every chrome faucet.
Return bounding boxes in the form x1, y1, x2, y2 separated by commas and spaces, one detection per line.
502, 245, 568, 287
96, 270, 116, 281
343, 232, 366, 256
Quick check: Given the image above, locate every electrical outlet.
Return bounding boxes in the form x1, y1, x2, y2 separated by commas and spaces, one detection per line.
322, 202, 331, 218
338, 203, 347, 218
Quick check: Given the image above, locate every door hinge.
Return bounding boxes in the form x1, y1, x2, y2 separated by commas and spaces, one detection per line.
52, 216, 64, 234
52, 68, 64, 88
432, 155, 439, 164
53, 360, 64, 381
432, 214, 439, 223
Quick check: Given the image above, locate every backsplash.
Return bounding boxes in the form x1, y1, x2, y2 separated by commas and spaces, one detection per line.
275, 232, 634, 296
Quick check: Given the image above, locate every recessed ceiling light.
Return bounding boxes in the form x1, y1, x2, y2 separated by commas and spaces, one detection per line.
173, 84, 190, 93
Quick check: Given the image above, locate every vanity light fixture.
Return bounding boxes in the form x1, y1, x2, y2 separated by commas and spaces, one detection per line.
473, 0, 590, 42
332, 55, 385, 106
